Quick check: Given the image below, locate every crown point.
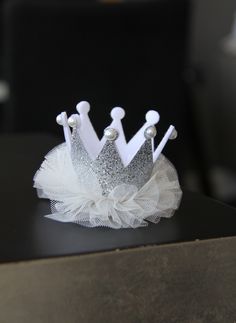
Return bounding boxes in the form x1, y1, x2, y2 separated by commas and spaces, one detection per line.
111, 107, 125, 120
145, 110, 160, 125
76, 101, 90, 114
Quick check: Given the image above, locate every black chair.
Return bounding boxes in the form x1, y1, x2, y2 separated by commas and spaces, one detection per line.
3, 0, 211, 191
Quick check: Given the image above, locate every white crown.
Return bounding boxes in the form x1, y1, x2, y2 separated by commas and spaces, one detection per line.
56, 101, 177, 195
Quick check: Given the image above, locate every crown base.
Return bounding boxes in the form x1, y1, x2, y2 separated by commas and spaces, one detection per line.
34, 144, 182, 229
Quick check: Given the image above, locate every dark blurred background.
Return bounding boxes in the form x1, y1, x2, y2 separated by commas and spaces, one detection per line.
0, 0, 236, 204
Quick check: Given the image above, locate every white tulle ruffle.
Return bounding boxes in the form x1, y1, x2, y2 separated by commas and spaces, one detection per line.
33, 144, 182, 228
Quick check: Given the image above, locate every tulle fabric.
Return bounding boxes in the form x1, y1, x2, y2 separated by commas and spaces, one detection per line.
33, 144, 182, 228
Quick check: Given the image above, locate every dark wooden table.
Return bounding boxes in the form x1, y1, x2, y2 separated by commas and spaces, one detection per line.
0, 133, 236, 263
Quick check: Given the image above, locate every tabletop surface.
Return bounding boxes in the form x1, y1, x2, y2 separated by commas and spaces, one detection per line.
0, 133, 236, 263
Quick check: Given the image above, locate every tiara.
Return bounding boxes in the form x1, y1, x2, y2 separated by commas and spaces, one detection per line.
34, 101, 182, 228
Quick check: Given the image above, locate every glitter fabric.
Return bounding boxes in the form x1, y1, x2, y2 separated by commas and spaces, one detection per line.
91, 141, 124, 195
71, 126, 93, 187
90, 139, 153, 195
124, 139, 153, 189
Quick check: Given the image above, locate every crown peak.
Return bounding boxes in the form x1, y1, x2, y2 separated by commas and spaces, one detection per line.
111, 107, 125, 120
145, 110, 160, 124
76, 101, 90, 114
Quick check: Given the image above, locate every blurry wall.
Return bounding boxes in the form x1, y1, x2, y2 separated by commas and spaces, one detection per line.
189, 0, 236, 170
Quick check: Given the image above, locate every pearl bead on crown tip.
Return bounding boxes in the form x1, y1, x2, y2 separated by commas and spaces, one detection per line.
68, 116, 76, 128
56, 114, 63, 125
144, 126, 157, 139
104, 128, 119, 141
169, 128, 178, 140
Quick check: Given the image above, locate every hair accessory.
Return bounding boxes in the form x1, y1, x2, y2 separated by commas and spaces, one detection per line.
34, 101, 182, 228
